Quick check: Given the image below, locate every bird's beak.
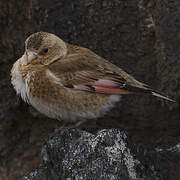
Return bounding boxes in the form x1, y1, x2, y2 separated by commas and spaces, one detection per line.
25, 50, 38, 64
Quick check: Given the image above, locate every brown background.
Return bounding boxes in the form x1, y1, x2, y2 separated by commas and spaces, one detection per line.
0, 0, 180, 179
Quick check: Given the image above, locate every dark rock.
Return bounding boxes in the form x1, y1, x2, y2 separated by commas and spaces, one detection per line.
22, 129, 166, 180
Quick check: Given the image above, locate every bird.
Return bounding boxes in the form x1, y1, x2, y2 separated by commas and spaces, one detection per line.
11, 32, 175, 123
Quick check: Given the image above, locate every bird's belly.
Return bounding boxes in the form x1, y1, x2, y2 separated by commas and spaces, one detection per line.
29, 88, 121, 122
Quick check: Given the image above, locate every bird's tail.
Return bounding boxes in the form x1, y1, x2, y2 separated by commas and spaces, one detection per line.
125, 83, 175, 102
151, 91, 175, 102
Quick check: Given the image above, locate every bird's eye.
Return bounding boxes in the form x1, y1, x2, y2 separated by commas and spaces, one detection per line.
43, 48, 48, 53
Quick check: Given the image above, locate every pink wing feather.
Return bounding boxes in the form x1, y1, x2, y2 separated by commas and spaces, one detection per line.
74, 79, 130, 94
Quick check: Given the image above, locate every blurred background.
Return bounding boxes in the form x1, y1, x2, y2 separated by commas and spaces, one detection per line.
0, 0, 180, 179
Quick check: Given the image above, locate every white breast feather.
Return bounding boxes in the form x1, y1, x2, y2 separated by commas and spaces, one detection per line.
11, 60, 30, 103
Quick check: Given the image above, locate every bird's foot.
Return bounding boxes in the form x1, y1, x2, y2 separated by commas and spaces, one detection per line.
61, 119, 88, 129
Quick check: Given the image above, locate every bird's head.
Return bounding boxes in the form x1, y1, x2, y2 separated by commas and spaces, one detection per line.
25, 32, 67, 65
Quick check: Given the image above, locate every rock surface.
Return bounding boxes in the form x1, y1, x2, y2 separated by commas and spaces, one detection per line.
22, 128, 166, 180
0, 0, 180, 179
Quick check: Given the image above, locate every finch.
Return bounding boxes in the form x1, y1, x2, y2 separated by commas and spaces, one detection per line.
11, 32, 175, 122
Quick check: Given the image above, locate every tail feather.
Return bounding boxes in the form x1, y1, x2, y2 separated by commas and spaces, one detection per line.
151, 91, 175, 102
129, 82, 176, 102
125, 84, 175, 102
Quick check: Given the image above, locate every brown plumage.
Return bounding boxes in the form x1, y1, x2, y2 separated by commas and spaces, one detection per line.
11, 32, 175, 122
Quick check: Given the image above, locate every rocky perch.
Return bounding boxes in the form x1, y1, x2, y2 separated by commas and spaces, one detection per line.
22, 128, 170, 180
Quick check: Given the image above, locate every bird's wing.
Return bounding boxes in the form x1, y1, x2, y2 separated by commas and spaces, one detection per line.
46, 46, 150, 95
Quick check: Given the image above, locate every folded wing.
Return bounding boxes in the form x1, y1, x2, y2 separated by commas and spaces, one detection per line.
47, 47, 175, 102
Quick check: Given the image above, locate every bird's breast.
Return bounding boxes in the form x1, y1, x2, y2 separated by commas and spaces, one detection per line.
11, 60, 30, 103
